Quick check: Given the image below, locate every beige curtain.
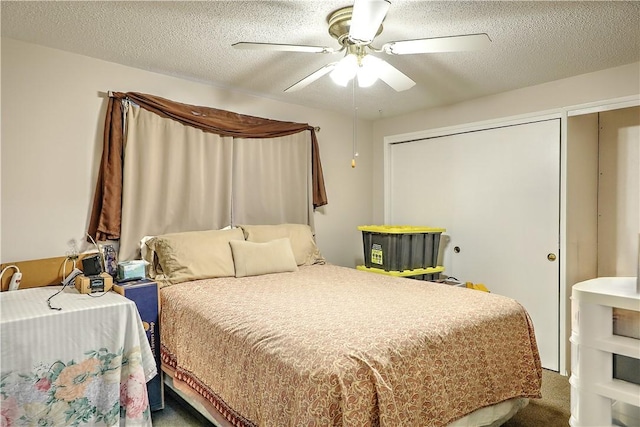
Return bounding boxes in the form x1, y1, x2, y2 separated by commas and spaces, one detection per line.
88, 92, 327, 244
232, 132, 313, 227
119, 106, 233, 260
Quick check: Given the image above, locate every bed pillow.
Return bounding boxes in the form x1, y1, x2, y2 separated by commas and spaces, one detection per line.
229, 238, 298, 278
145, 228, 245, 285
238, 224, 325, 266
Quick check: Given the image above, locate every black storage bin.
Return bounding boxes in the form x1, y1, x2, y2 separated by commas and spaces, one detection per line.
359, 225, 445, 272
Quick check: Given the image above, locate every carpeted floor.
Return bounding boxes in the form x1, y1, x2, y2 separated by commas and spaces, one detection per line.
152, 369, 571, 426
152, 387, 214, 426
502, 369, 570, 427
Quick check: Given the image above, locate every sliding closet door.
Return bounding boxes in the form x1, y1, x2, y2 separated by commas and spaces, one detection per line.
389, 119, 560, 371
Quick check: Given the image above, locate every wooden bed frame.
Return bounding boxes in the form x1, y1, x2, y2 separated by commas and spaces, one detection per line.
161, 366, 232, 427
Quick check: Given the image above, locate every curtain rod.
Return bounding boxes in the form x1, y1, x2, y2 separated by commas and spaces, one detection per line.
98, 91, 320, 132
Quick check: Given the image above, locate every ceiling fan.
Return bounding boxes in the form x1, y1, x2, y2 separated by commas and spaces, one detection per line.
232, 0, 491, 93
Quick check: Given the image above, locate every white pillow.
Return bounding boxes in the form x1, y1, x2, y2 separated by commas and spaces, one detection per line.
238, 224, 325, 266
229, 238, 298, 278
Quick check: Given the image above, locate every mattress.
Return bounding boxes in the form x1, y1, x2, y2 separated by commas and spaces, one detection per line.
159, 264, 542, 427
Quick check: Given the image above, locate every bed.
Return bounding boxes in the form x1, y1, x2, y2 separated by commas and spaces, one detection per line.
144, 224, 542, 427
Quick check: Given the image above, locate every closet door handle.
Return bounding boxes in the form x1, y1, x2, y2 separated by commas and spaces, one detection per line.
547, 253, 557, 262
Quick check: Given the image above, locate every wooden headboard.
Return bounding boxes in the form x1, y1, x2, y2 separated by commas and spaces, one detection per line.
0, 254, 94, 291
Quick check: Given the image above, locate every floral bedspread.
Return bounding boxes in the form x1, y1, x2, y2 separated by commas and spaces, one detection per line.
0, 287, 157, 426
160, 264, 542, 427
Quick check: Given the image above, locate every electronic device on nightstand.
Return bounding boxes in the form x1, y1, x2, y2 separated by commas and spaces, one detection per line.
75, 254, 112, 294
82, 254, 103, 276
75, 272, 113, 294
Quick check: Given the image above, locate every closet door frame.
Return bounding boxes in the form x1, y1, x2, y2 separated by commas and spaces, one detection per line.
385, 113, 562, 372
383, 95, 640, 376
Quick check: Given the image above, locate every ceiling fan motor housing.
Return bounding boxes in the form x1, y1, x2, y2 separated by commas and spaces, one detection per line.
327, 7, 383, 47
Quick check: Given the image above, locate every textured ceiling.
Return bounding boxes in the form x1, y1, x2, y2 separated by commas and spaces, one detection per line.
2, 1, 639, 120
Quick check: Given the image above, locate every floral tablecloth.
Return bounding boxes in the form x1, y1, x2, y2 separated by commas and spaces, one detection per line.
0, 286, 157, 426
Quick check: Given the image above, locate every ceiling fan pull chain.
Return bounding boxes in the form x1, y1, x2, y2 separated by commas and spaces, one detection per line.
352, 80, 358, 169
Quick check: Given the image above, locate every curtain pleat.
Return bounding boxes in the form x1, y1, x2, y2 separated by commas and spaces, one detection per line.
118, 106, 233, 260
87, 92, 327, 243
232, 133, 312, 227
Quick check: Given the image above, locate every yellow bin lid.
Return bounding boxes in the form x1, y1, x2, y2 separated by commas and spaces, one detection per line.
358, 225, 446, 234
356, 265, 445, 277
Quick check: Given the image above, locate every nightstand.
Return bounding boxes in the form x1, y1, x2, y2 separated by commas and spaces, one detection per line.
0, 287, 157, 425
113, 279, 164, 411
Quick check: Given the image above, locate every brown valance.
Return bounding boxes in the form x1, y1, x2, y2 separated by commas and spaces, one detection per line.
88, 92, 328, 242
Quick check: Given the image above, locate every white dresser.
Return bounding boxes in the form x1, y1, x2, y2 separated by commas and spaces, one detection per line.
570, 277, 640, 427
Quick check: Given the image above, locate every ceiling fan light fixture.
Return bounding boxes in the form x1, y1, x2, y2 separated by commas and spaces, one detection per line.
357, 55, 381, 87
348, 0, 390, 44
357, 68, 377, 88
330, 54, 358, 86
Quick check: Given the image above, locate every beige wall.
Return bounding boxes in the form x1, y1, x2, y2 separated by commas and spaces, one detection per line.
372, 62, 640, 224
566, 113, 599, 286
598, 106, 640, 277
0, 38, 373, 266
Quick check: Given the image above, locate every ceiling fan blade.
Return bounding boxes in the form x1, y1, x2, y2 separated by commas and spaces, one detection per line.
349, 0, 391, 44
375, 59, 416, 92
232, 42, 335, 54
382, 33, 491, 55
284, 63, 337, 92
